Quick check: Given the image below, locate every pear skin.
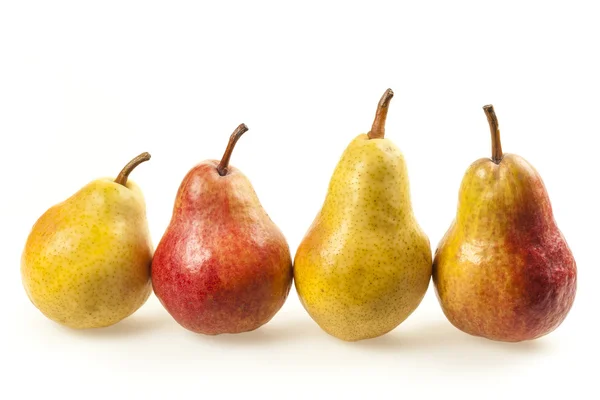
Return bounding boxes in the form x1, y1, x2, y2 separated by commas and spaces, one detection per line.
151, 125, 293, 335
294, 90, 432, 341
21, 153, 153, 329
433, 106, 577, 342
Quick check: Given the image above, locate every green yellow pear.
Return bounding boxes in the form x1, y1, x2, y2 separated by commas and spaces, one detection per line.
294, 89, 432, 341
21, 153, 154, 329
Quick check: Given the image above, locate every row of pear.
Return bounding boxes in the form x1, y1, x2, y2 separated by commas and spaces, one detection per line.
21, 89, 576, 343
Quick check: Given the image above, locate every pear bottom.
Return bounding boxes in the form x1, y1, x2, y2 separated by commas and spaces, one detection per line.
294, 251, 432, 342
23, 272, 152, 330
433, 228, 577, 342
297, 283, 430, 342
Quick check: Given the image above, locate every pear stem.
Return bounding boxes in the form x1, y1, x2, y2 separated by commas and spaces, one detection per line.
217, 123, 249, 176
367, 88, 394, 139
114, 152, 151, 186
483, 105, 503, 164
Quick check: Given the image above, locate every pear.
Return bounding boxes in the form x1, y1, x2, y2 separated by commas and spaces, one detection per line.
151, 124, 293, 335
21, 153, 153, 329
294, 89, 432, 341
433, 105, 577, 342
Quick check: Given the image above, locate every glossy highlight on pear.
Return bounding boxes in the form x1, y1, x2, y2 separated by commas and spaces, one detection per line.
21, 153, 154, 329
294, 89, 432, 342
151, 124, 293, 335
432, 105, 577, 342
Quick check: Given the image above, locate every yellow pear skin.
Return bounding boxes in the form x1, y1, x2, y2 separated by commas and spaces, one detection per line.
21, 153, 153, 329
294, 90, 432, 341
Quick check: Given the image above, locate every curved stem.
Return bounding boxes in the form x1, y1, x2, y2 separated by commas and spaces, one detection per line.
367, 88, 394, 139
114, 152, 151, 186
217, 123, 249, 176
483, 105, 503, 163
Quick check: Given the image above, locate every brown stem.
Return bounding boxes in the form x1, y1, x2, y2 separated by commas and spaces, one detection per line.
217, 123, 249, 176
114, 152, 151, 186
483, 105, 503, 163
367, 88, 394, 139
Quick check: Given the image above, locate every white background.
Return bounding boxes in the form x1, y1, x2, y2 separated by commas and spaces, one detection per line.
1, 1, 598, 399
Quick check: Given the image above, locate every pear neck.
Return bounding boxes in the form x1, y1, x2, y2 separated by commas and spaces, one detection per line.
367, 88, 394, 139
323, 140, 413, 225
114, 152, 151, 186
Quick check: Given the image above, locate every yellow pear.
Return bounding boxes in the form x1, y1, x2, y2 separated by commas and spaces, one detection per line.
294, 89, 432, 341
21, 153, 153, 329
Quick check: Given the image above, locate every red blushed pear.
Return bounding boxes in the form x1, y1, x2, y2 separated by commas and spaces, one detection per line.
432, 105, 577, 342
151, 124, 293, 335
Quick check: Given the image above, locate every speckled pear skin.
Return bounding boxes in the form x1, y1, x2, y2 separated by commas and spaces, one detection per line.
294, 134, 432, 341
21, 179, 153, 329
151, 161, 293, 335
433, 154, 577, 342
